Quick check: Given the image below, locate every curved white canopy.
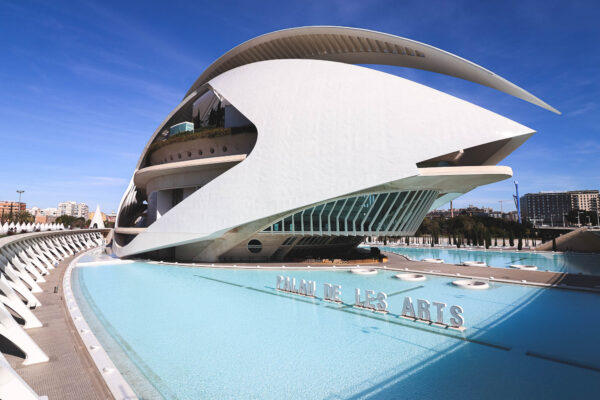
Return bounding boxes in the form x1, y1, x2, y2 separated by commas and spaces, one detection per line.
116, 59, 533, 258
185, 26, 559, 114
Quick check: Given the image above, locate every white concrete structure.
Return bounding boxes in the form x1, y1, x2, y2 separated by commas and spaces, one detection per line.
89, 205, 105, 229
0, 229, 105, 399
114, 26, 558, 262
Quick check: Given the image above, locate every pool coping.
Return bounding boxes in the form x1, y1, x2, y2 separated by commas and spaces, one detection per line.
373, 243, 600, 257
138, 256, 600, 293
380, 252, 600, 293
64, 248, 138, 400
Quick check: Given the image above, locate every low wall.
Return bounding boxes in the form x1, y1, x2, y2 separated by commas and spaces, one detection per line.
535, 227, 600, 253
0, 228, 110, 243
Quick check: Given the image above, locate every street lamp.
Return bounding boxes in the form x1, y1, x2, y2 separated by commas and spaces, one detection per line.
16, 190, 24, 222
577, 211, 584, 227
16, 190, 24, 202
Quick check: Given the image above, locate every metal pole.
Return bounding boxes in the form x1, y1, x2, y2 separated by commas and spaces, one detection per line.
513, 181, 522, 224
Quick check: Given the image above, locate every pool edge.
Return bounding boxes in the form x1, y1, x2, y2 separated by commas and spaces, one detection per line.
64, 248, 138, 400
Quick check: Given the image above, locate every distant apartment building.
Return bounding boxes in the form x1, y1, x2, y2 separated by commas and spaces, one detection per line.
0, 201, 26, 218
428, 206, 517, 221
461, 205, 494, 217
58, 201, 89, 219
571, 190, 599, 212
106, 212, 117, 223
520, 190, 599, 225
504, 211, 520, 222
29, 207, 59, 217
429, 205, 493, 218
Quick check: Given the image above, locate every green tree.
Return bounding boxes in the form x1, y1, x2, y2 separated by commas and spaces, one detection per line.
565, 210, 597, 225
14, 211, 34, 224
56, 215, 77, 227
56, 215, 87, 228
552, 237, 557, 252
517, 235, 522, 250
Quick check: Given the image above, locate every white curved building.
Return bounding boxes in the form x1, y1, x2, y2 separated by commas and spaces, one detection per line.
114, 26, 558, 262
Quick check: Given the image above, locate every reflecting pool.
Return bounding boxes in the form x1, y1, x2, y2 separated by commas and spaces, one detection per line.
73, 261, 600, 399
381, 246, 600, 276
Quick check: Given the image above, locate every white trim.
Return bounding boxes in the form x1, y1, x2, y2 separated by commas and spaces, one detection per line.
64, 250, 137, 400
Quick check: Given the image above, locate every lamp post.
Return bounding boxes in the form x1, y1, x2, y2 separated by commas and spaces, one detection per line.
16, 190, 24, 223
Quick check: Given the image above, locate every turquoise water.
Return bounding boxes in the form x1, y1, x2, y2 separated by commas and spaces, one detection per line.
73, 262, 600, 399
382, 246, 600, 276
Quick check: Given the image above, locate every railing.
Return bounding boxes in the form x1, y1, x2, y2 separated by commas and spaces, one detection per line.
0, 228, 108, 399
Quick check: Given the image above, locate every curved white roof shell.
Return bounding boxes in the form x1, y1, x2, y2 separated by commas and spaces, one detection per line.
184, 26, 559, 114
115, 59, 533, 258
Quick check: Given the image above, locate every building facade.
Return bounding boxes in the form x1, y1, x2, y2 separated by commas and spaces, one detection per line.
571, 190, 599, 212
58, 201, 89, 219
520, 190, 599, 225
114, 26, 558, 262
34, 215, 57, 224
28, 207, 59, 217
0, 201, 26, 219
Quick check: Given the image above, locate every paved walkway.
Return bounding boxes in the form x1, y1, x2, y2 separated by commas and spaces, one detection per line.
382, 253, 600, 291
188, 252, 600, 291
3, 254, 113, 399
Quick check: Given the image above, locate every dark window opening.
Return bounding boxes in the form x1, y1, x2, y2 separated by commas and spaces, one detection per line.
248, 239, 262, 253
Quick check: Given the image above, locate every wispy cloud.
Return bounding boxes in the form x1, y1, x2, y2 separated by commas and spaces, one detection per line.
81, 1, 205, 70
567, 140, 600, 155
87, 176, 129, 186
69, 63, 181, 105
566, 102, 596, 117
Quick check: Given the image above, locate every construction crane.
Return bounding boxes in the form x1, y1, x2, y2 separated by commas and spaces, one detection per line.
513, 181, 522, 224
498, 200, 511, 214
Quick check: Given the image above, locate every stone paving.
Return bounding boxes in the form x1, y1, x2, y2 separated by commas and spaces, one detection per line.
195, 252, 600, 291
3, 254, 113, 400
382, 252, 600, 290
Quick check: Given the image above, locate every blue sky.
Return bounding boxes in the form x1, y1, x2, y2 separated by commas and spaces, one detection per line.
1, 0, 598, 214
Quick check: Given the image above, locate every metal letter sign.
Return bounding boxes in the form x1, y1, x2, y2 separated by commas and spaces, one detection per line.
275, 276, 464, 328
